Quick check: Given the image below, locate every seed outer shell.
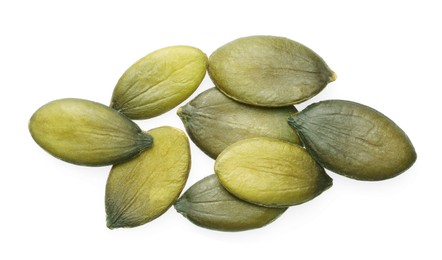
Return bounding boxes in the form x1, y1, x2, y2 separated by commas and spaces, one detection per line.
175, 174, 287, 232
29, 98, 153, 166
177, 87, 301, 159
208, 35, 336, 107
215, 137, 332, 207
288, 99, 417, 181
105, 126, 191, 229
111, 45, 208, 119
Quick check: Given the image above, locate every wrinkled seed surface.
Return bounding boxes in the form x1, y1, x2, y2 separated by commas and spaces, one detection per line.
208, 35, 336, 107
111, 45, 208, 119
288, 100, 417, 181
105, 126, 190, 229
215, 137, 332, 207
29, 98, 152, 166
177, 87, 301, 159
175, 175, 287, 232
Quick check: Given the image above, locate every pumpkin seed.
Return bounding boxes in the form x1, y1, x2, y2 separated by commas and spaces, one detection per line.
208, 35, 336, 107
28, 98, 152, 166
174, 174, 287, 232
105, 126, 190, 229
288, 100, 417, 181
110, 45, 208, 119
177, 87, 301, 159
215, 137, 332, 207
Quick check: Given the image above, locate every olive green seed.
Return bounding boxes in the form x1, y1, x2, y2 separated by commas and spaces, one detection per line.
208, 35, 336, 107
175, 174, 287, 232
177, 87, 301, 159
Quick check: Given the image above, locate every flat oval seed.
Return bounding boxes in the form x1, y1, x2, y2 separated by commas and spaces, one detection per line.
105, 126, 190, 229
29, 98, 153, 166
177, 87, 301, 159
208, 35, 336, 107
174, 175, 287, 232
288, 100, 417, 181
111, 46, 208, 119
215, 137, 332, 207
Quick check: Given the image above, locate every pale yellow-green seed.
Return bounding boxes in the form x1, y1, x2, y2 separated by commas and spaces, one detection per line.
29, 98, 152, 166
215, 137, 332, 207
111, 46, 208, 119
105, 126, 190, 229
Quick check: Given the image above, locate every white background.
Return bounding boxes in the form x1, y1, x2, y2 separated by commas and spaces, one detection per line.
1, 0, 440, 259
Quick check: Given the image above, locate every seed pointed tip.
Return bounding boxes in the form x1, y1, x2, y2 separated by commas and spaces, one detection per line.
139, 132, 154, 149
176, 107, 183, 116
287, 115, 301, 128
106, 217, 118, 230
173, 197, 185, 212
106, 214, 130, 230
287, 114, 295, 123
329, 71, 337, 82
176, 106, 190, 123
324, 174, 333, 190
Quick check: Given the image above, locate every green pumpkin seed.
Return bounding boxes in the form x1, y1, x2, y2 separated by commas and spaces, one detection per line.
208, 35, 336, 107
288, 100, 417, 181
175, 174, 287, 232
105, 126, 190, 229
110, 46, 208, 119
29, 98, 153, 166
215, 137, 332, 207
177, 87, 301, 159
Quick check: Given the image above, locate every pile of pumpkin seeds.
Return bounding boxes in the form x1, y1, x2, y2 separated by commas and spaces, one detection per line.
29, 35, 416, 232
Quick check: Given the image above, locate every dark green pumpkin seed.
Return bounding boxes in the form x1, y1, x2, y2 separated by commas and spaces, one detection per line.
288, 100, 417, 181
177, 87, 301, 159
208, 35, 336, 107
175, 174, 287, 232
